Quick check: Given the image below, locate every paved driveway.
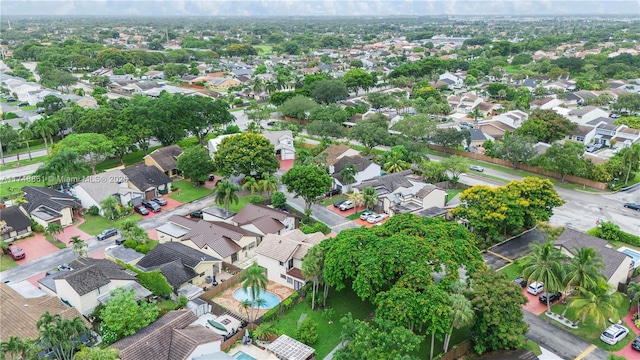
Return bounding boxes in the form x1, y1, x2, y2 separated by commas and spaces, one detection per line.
616, 307, 640, 358
13, 233, 60, 265
137, 196, 183, 219
522, 288, 561, 316
57, 217, 92, 245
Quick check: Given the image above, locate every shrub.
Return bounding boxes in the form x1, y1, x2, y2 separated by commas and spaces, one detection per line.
31, 221, 45, 233
301, 221, 330, 235
294, 318, 318, 345
177, 295, 188, 308
135, 244, 150, 254
247, 195, 264, 204
262, 307, 278, 322
589, 221, 640, 247
137, 270, 172, 296
123, 239, 137, 249
271, 191, 286, 209
224, 125, 240, 134
87, 205, 100, 216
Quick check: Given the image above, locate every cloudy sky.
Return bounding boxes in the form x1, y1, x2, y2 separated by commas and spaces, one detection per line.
1, 0, 639, 17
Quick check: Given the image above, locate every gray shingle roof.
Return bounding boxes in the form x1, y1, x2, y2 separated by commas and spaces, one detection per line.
332, 155, 373, 174
59, 259, 136, 295
22, 186, 81, 213
232, 203, 288, 226
121, 165, 172, 191
354, 170, 414, 194
0, 206, 32, 234
137, 242, 219, 269
555, 228, 631, 281
183, 221, 257, 258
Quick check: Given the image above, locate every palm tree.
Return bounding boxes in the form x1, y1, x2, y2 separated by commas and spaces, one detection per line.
31, 117, 58, 151
0, 122, 16, 166
468, 108, 483, 123
383, 152, 410, 173
100, 195, 121, 220
443, 293, 474, 353
521, 242, 566, 313
628, 282, 640, 317
37, 312, 89, 360
362, 186, 378, 211
561, 247, 605, 317
621, 143, 640, 184
45, 223, 64, 243
258, 172, 278, 197
0, 336, 37, 360
347, 192, 364, 215
302, 247, 322, 310
340, 164, 357, 193
242, 176, 260, 194
569, 278, 620, 328
69, 235, 87, 258
18, 122, 33, 161
253, 322, 277, 341
8, 133, 22, 167
240, 263, 268, 323
215, 180, 240, 213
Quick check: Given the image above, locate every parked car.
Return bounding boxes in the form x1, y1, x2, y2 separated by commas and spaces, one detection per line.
470, 165, 484, 172
600, 324, 629, 345
151, 197, 167, 206
631, 335, 640, 351
134, 206, 149, 215
325, 186, 343, 197
3, 244, 25, 260
18, 102, 29, 107
609, 113, 621, 119
190, 210, 203, 219
333, 199, 347, 208
267, 121, 276, 126
97, 228, 118, 241
624, 202, 640, 211
359, 210, 374, 221
339, 201, 354, 211
527, 281, 544, 295
367, 213, 388, 224
539, 292, 562, 304
142, 199, 161, 212
513, 277, 527, 288
6, 98, 17, 102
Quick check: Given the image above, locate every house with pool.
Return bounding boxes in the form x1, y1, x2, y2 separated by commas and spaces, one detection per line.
256, 229, 326, 291
555, 228, 633, 290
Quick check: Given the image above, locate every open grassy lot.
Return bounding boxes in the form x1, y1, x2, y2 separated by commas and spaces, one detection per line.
547, 292, 631, 352
168, 180, 212, 203
78, 214, 143, 236
272, 287, 376, 359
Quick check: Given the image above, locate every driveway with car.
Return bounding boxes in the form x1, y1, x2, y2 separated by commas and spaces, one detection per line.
10, 233, 60, 265
615, 307, 640, 358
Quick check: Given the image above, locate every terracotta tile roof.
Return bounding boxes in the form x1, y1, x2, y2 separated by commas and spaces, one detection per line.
232, 203, 288, 226
256, 230, 324, 262
183, 221, 257, 257
0, 283, 88, 342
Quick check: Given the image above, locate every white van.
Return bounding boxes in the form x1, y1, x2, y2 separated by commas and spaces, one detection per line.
527, 281, 544, 295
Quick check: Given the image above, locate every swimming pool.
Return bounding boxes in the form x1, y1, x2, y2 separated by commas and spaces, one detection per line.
232, 351, 257, 360
618, 247, 640, 268
233, 287, 281, 309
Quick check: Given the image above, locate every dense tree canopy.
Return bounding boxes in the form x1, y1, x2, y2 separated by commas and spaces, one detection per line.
514, 109, 577, 143
212, 133, 279, 177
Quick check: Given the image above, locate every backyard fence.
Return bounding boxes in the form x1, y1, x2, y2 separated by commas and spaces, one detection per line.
437, 340, 472, 360
199, 269, 245, 300
220, 329, 247, 352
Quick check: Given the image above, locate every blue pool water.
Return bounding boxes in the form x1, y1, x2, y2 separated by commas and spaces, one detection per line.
233, 287, 281, 309
621, 248, 640, 268
233, 351, 257, 360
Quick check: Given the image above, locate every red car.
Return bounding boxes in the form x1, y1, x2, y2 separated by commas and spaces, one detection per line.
3, 244, 25, 260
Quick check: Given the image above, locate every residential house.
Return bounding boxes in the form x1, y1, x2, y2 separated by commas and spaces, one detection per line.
111, 310, 223, 360
586, 118, 618, 147
22, 186, 81, 228
566, 91, 599, 105
555, 228, 632, 290
28, 89, 98, 109
530, 97, 564, 110
329, 155, 381, 191
136, 242, 222, 289
476, 119, 516, 140
127, 80, 162, 93
567, 106, 610, 125
156, 215, 199, 243
491, 110, 528, 128
612, 126, 640, 149
439, 72, 463, 89
207, 134, 236, 158
121, 164, 173, 199
324, 144, 361, 168
144, 145, 184, 178
565, 125, 596, 146
256, 229, 325, 291
208, 77, 240, 90
231, 203, 298, 235
0, 282, 89, 342
38, 258, 151, 316
73, 169, 144, 215
468, 129, 494, 154
261, 130, 296, 160
105, 245, 145, 266
354, 170, 447, 216
0, 206, 32, 241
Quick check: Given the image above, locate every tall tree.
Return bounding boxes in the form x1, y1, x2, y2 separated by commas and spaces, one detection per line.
69, 235, 88, 259
430, 128, 469, 154
520, 242, 566, 313
281, 165, 332, 212
342, 68, 374, 95
302, 243, 326, 310
310, 79, 349, 104
176, 146, 214, 185
441, 155, 469, 185
469, 269, 528, 355
538, 142, 586, 182
52, 133, 114, 174
242, 176, 260, 194
34, 149, 90, 186
258, 172, 279, 197
0, 123, 18, 166
37, 312, 89, 360
240, 263, 269, 323
561, 247, 605, 317
214, 180, 240, 213
362, 186, 378, 210
348, 114, 390, 152
627, 282, 640, 318
443, 291, 474, 353
0, 336, 38, 360
212, 133, 279, 177
494, 133, 537, 169
99, 287, 159, 345
17, 122, 33, 161
515, 109, 577, 143
569, 278, 620, 328
31, 116, 58, 151
620, 143, 640, 184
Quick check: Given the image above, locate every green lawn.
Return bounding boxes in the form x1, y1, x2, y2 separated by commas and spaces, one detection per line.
2, 142, 47, 156
498, 262, 521, 280
254, 45, 274, 55
0, 256, 19, 271
78, 214, 143, 236
168, 180, 213, 204
272, 287, 376, 359
229, 196, 253, 213
94, 145, 162, 173
22, 105, 37, 111
0, 179, 46, 198
446, 189, 463, 200
318, 195, 347, 207
505, 65, 521, 74
547, 292, 631, 352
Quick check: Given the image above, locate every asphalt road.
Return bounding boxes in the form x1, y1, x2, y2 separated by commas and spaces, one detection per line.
523, 311, 609, 360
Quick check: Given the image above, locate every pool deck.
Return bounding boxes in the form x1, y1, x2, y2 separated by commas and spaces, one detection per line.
230, 344, 278, 360
212, 281, 295, 319
617, 246, 640, 268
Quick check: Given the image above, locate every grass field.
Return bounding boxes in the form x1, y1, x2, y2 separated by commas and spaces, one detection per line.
0, 179, 46, 198
78, 214, 144, 236
254, 45, 274, 55
168, 180, 213, 204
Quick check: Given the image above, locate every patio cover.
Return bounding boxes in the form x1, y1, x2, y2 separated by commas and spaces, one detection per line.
267, 334, 315, 360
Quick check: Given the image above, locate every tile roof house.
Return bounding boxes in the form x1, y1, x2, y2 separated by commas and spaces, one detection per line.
73, 169, 144, 216
555, 228, 633, 290
0, 282, 89, 342
38, 258, 150, 316
355, 170, 447, 216
329, 155, 381, 192
261, 130, 296, 160
256, 229, 325, 291
144, 145, 184, 178
136, 242, 222, 289
111, 310, 223, 360
0, 206, 32, 242
121, 164, 173, 198
231, 203, 298, 235
22, 186, 81, 228
323, 144, 360, 167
